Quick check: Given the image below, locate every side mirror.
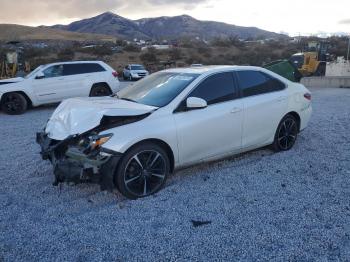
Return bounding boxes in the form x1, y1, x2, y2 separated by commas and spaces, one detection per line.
186, 97, 207, 109
35, 72, 45, 79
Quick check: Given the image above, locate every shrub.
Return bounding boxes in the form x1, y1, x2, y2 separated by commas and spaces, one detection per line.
140, 51, 158, 64
169, 48, 182, 61
91, 45, 113, 56
57, 48, 75, 60
185, 54, 202, 65
123, 44, 141, 52
140, 47, 158, 64
197, 47, 212, 58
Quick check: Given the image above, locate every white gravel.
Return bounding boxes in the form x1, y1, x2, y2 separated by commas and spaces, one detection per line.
1, 86, 350, 261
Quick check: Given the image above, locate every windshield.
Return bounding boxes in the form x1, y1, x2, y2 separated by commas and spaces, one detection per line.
117, 72, 199, 107
25, 66, 43, 79
131, 65, 145, 70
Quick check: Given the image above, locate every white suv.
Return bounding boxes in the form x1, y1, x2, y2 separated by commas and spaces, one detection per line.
0, 61, 120, 114
122, 64, 149, 81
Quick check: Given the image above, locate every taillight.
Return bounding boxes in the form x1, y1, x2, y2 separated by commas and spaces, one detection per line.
304, 93, 311, 100
112, 71, 118, 78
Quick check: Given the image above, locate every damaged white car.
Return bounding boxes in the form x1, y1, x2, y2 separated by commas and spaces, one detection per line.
37, 66, 312, 199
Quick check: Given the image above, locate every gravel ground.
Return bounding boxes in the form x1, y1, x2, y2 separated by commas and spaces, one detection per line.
1, 86, 350, 261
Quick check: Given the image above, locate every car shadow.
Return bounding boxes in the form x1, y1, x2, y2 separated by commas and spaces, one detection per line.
0, 103, 59, 116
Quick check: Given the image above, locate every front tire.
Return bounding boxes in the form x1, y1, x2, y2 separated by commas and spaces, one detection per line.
272, 114, 299, 152
114, 143, 170, 199
1, 92, 28, 115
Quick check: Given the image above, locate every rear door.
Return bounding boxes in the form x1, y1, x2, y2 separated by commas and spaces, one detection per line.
236, 70, 288, 149
174, 72, 243, 165
61, 63, 105, 99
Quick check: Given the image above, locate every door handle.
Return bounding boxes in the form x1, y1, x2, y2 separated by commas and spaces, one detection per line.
277, 96, 287, 102
230, 107, 242, 114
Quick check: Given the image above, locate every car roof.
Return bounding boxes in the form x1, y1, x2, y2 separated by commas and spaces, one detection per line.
163, 65, 292, 83
163, 65, 264, 74
44, 61, 104, 67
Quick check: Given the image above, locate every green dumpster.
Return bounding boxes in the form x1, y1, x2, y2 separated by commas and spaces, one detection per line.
263, 60, 302, 82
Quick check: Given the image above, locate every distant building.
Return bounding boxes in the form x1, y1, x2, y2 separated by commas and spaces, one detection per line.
141, 45, 172, 51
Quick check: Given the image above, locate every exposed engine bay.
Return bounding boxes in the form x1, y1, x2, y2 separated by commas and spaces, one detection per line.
37, 113, 151, 190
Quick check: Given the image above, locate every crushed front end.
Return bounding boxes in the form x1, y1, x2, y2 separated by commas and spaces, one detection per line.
36, 131, 122, 191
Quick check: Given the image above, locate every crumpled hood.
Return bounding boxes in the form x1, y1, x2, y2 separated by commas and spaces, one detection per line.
45, 96, 157, 140
0, 77, 24, 86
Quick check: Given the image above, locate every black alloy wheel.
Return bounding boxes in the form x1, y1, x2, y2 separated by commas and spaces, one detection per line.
1, 92, 27, 115
115, 143, 170, 199
273, 115, 299, 151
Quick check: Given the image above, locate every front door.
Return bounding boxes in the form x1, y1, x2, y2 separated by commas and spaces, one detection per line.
174, 72, 243, 165
32, 64, 67, 103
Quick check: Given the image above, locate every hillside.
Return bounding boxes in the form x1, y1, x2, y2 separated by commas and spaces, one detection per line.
0, 24, 116, 42
51, 12, 286, 40
52, 12, 148, 40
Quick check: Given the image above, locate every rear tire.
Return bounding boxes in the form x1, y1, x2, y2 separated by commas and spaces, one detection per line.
1, 92, 27, 115
272, 114, 298, 152
89, 84, 111, 97
114, 142, 170, 199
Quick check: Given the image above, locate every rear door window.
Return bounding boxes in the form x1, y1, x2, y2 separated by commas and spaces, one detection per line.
189, 72, 237, 105
237, 70, 285, 97
63, 63, 106, 76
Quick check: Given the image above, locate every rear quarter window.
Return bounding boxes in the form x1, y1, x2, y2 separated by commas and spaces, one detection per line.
63, 63, 106, 76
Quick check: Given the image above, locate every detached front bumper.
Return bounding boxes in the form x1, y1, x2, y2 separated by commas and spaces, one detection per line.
36, 131, 122, 191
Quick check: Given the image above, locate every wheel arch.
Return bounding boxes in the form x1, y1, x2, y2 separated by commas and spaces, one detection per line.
123, 138, 175, 173
89, 82, 112, 96
285, 111, 301, 131
0, 91, 33, 107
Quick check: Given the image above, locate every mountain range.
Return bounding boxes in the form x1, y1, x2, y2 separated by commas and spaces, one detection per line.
0, 24, 116, 42
50, 12, 286, 41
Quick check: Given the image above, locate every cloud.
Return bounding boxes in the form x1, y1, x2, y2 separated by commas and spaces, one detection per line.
148, 0, 207, 10
339, 19, 350, 24
0, 0, 210, 25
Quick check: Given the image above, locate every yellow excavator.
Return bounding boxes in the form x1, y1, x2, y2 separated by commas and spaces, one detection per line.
289, 41, 329, 77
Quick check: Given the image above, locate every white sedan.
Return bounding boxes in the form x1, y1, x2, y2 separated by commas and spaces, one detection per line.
37, 65, 312, 199
0, 61, 120, 114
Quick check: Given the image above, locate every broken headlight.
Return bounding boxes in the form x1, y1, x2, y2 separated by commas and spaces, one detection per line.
88, 133, 113, 150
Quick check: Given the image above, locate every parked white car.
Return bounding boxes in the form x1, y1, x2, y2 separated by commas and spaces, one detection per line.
0, 61, 120, 114
122, 64, 149, 81
37, 65, 312, 199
